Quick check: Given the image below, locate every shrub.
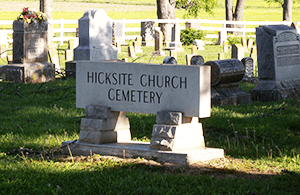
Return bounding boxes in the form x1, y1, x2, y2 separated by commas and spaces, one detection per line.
180, 28, 206, 45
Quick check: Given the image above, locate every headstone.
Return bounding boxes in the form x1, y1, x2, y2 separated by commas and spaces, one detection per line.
204, 59, 252, 105
231, 44, 244, 60
247, 39, 254, 50
63, 60, 224, 165
4, 20, 55, 83
113, 21, 125, 45
191, 55, 204, 65
74, 9, 118, 61
48, 44, 61, 71
193, 40, 205, 50
167, 23, 184, 52
241, 37, 248, 52
185, 22, 201, 30
153, 30, 165, 56
133, 36, 143, 53
128, 45, 137, 58
223, 40, 229, 53
141, 21, 155, 46
186, 55, 192, 65
191, 45, 197, 55
65, 39, 74, 61
251, 25, 300, 101
241, 57, 255, 83
250, 47, 257, 72
163, 56, 177, 65
216, 30, 227, 45
65, 61, 76, 78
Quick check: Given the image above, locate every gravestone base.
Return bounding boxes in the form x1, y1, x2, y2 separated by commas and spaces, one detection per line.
61, 140, 224, 166
251, 79, 300, 101
150, 112, 205, 151
4, 62, 55, 83
212, 85, 252, 106
65, 61, 76, 78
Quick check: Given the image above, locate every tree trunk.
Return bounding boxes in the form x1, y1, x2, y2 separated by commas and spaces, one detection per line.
233, 0, 245, 21
283, 0, 293, 21
40, 0, 53, 45
156, 0, 176, 43
225, 0, 233, 28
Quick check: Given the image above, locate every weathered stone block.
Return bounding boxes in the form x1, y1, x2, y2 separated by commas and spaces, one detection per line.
156, 111, 182, 125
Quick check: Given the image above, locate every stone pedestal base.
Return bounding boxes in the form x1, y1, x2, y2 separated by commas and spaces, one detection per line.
4, 62, 55, 83
212, 86, 252, 106
251, 79, 300, 102
61, 141, 224, 166
78, 105, 131, 144
65, 61, 76, 78
150, 111, 205, 151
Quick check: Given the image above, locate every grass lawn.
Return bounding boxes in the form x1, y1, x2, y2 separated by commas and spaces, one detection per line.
1, 0, 300, 194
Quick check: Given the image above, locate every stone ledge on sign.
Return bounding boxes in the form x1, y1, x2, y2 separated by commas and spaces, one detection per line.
61, 140, 225, 166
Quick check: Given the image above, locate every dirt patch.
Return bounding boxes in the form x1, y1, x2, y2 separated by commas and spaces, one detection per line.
1, 1, 156, 12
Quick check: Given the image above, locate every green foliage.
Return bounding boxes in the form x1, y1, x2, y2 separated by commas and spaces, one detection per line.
180, 28, 206, 45
176, 0, 218, 18
227, 36, 242, 45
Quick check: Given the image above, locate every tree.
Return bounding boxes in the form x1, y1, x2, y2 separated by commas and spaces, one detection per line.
156, 0, 217, 42
156, 0, 176, 43
40, 0, 53, 45
226, 0, 245, 28
265, 0, 296, 21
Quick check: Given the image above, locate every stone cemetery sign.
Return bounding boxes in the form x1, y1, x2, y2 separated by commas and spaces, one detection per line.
252, 25, 300, 101
76, 61, 211, 118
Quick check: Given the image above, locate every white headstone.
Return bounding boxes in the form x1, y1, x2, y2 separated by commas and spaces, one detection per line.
74, 9, 118, 61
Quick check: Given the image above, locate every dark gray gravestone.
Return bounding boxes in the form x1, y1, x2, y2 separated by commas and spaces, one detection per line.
251, 25, 300, 101
190, 55, 204, 65
4, 21, 55, 83
13, 21, 48, 63
241, 57, 255, 83
204, 59, 252, 105
163, 56, 177, 65
141, 21, 155, 46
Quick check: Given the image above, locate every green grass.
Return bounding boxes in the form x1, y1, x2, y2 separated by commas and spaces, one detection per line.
1, 69, 300, 194
1, 1, 300, 194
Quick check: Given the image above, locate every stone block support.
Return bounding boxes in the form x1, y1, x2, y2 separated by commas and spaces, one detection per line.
78, 105, 131, 144
150, 111, 205, 151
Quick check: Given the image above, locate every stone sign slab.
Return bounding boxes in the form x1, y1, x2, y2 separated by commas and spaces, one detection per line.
76, 61, 211, 118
